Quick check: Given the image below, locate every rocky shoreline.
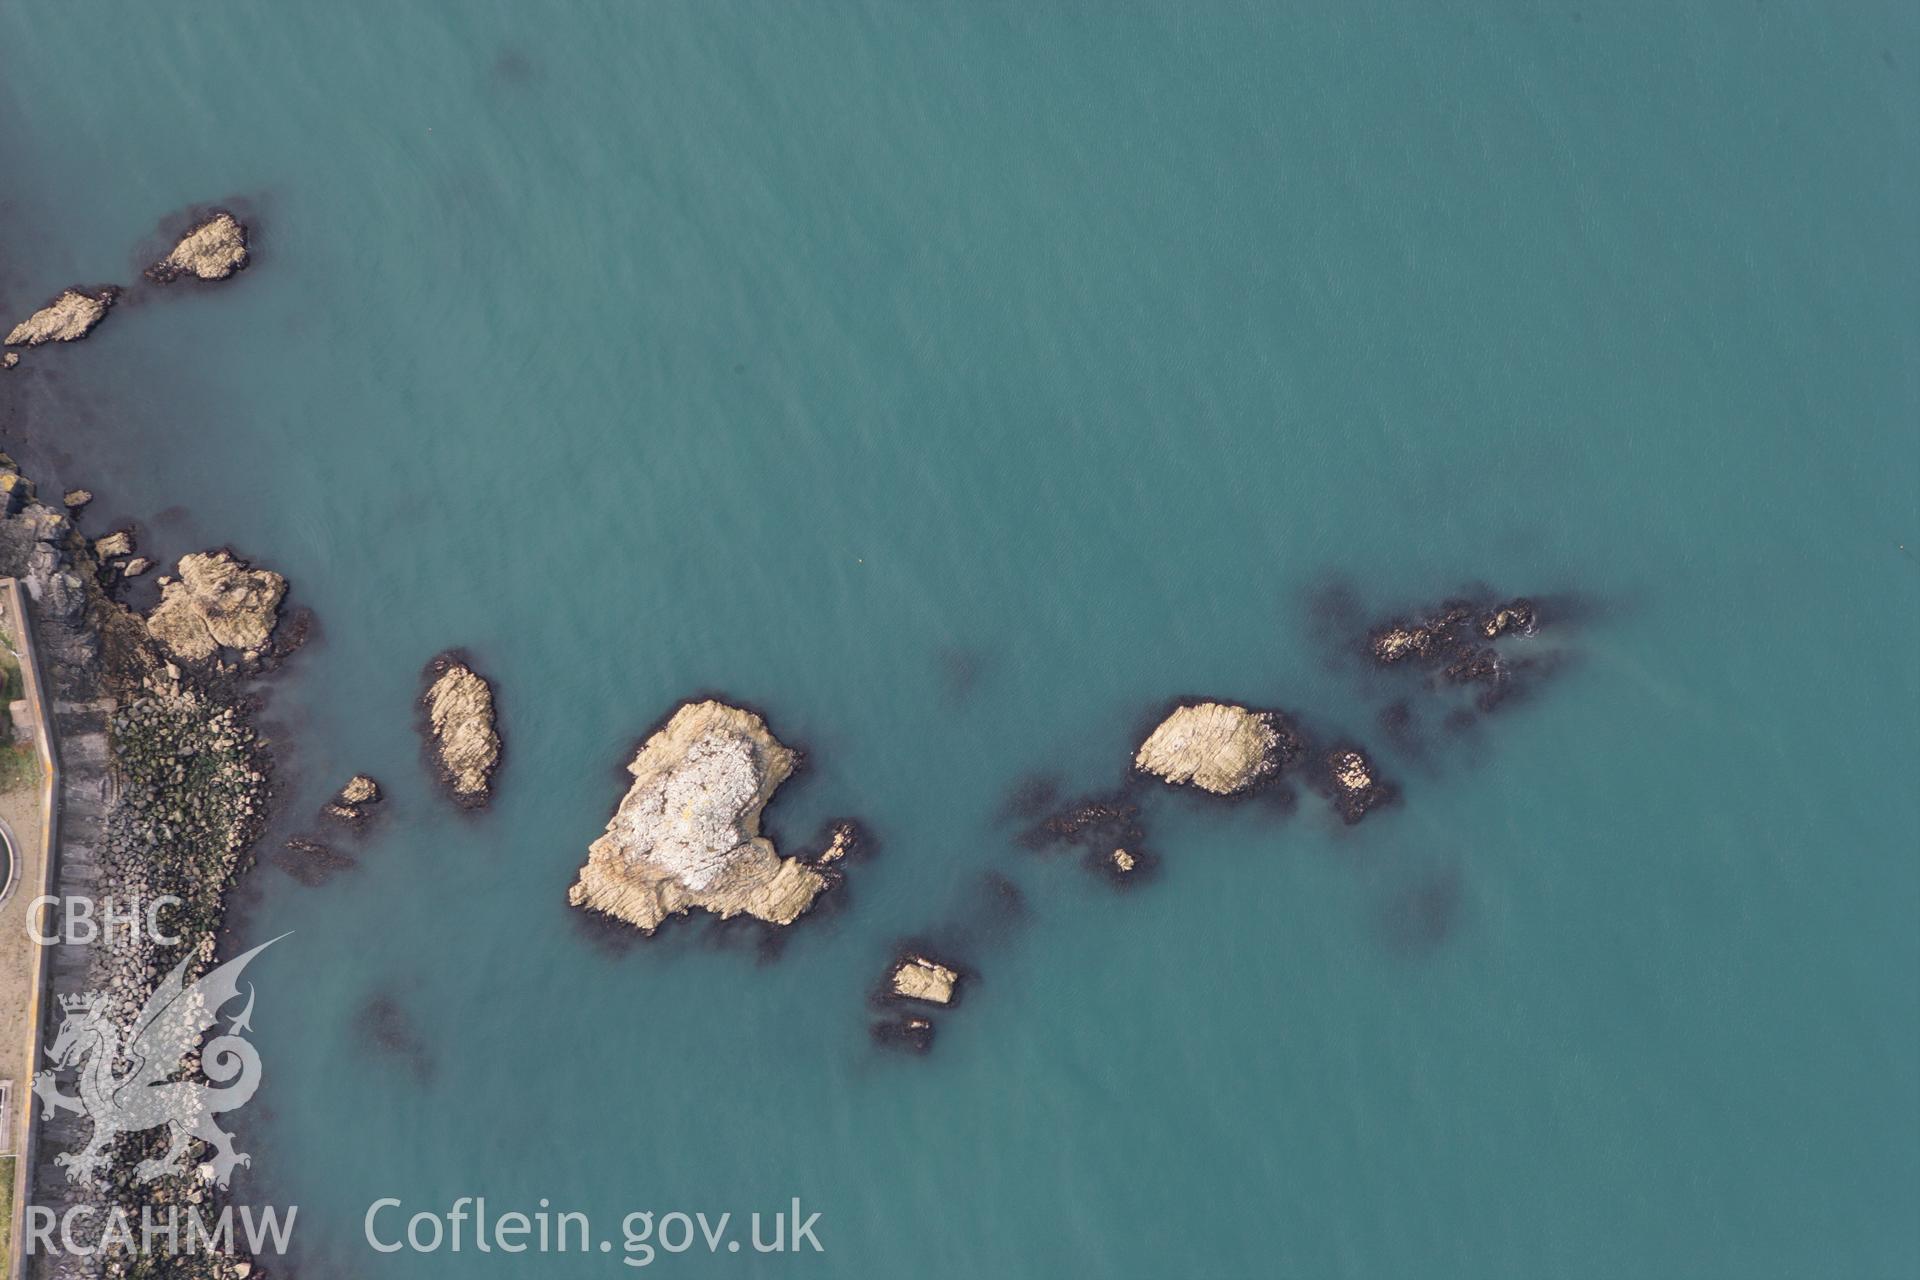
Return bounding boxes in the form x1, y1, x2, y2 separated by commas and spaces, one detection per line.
0, 204, 281, 1278
0, 451, 291, 1280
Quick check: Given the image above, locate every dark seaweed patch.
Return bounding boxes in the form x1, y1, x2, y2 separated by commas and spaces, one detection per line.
1377, 865, 1464, 956
355, 994, 433, 1079
272, 836, 354, 886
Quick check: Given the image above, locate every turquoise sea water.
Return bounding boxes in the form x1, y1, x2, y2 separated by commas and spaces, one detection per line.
2, 3, 1916, 1276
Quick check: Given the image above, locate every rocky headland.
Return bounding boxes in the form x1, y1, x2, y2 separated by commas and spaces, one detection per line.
5, 286, 117, 346
420, 652, 501, 807
1133, 699, 1303, 796
568, 699, 846, 935
146, 211, 250, 283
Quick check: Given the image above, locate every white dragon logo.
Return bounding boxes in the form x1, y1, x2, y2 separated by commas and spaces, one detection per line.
32, 935, 284, 1188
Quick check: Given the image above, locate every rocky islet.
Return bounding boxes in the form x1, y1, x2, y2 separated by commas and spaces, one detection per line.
146, 211, 250, 283
568, 699, 849, 935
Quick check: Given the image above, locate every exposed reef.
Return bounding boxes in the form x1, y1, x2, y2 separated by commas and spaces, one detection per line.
1311, 745, 1396, 825
5, 286, 117, 346
146, 211, 250, 283
420, 652, 500, 807
568, 699, 847, 935
869, 946, 969, 1054
145, 549, 287, 664
1367, 595, 1539, 709
1133, 699, 1303, 795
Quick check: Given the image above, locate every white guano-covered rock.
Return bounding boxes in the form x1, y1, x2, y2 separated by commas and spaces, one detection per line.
568, 700, 832, 934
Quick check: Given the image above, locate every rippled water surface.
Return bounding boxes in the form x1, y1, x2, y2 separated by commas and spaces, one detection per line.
1, 4, 1915, 1276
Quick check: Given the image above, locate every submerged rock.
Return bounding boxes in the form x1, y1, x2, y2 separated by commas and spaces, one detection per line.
421, 655, 500, 807
568, 700, 838, 934
145, 550, 286, 662
5, 287, 117, 346
275, 836, 355, 887
886, 952, 961, 1006
870, 1014, 936, 1053
147, 211, 250, 282
1133, 700, 1302, 795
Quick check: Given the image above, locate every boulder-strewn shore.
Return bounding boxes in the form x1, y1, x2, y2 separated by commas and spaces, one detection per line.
568, 699, 846, 935
421, 652, 501, 807
0, 450, 289, 1278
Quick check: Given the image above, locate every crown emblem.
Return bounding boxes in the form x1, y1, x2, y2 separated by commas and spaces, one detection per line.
59, 991, 103, 1015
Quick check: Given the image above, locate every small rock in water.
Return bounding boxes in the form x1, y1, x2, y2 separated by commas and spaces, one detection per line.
93, 529, 135, 559
5, 287, 117, 346
1314, 745, 1396, 824
885, 952, 961, 1006
340, 774, 380, 806
1134, 699, 1304, 796
62, 488, 93, 510
420, 653, 501, 808
324, 773, 384, 827
147, 211, 250, 282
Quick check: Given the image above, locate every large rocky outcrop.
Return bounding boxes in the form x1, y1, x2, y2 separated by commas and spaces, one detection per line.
421, 654, 500, 807
568, 700, 839, 934
146, 211, 250, 283
1133, 700, 1300, 795
6, 287, 117, 346
145, 550, 286, 662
